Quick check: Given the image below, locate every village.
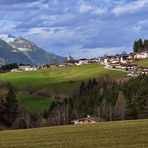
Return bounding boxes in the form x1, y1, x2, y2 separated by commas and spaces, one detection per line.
9, 50, 148, 78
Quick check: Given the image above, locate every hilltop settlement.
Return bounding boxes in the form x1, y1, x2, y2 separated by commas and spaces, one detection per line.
5, 49, 148, 78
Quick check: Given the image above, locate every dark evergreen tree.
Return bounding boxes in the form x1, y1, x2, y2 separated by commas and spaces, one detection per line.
4, 85, 18, 126
144, 39, 148, 50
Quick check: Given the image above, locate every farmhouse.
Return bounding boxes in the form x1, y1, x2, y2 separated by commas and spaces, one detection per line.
77, 58, 89, 65
71, 115, 105, 125
19, 66, 37, 71
135, 50, 148, 59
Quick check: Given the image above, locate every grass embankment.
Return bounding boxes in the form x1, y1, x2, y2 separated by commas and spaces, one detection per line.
19, 96, 53, 113
0, 64, 126, 113
0, 119, 148, 148
0, 64, 126, 92
133, 58, 148, 67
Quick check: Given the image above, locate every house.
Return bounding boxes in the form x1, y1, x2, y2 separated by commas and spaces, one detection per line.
76, 59, 89, 65
11, 68, 19, 72
110, 56, 120, 64
71, 115, 105, 125
89, 58, 100, 64
120, 55, 129, 64
128, 53, 136, 62
18, 66, 37, 71
135, 50, 148, 59
127, 71, 139, 77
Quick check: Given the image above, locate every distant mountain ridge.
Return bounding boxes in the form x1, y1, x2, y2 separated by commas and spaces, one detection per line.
0, 37, 66, 65
0, 39, 34, 65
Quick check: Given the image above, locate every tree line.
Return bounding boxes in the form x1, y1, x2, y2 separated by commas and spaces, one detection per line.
0, 75, 148, 129
43, 75, 148, 126
133, 39, 148, 53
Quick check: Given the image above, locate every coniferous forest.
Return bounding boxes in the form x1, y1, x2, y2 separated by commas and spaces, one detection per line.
133, 39, 148, 52
1, 75, 148, 129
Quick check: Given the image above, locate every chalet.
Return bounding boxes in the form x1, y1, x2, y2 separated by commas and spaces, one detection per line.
128, 53, 136, 62
76, 59, 89, 65
89, 58, 100, 64
127, 64, 137, 71
127, 71, 139, 77
11, 68, 19, 72
120, 55, 129, 64
135, 50, 148, 59
18, 66, 37, 71
109, 56, 120, 64
71, 115, 105, 125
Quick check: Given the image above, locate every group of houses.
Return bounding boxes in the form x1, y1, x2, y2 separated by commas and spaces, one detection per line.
9, 50, 148, 76
11, 65, 37, 72
71, 115, 105, 125
102, 50, 148, 77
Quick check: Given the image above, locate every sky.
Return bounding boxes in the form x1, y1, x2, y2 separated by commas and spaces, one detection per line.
0, 0, 148, 58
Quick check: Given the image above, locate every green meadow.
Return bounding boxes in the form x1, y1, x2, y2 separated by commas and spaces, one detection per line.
18, 96, 53, 113
133, 58, 148, 67
0, 119, 148, 148
0, 64, 126, 113
0, 64, 126, 91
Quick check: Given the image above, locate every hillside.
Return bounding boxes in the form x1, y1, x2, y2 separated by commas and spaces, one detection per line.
133, 58, 148, 67
0, 37, 66, 65
0, 64, 126, 113
0, 64, 126, 92
10, 37, 66, 65
0, 39, 34, 65
0, 119, 148, 148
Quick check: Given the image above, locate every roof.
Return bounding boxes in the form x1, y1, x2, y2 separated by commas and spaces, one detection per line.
71, 117, 104, 123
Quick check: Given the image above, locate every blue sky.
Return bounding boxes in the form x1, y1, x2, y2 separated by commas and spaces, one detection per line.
0, 0, 148, 58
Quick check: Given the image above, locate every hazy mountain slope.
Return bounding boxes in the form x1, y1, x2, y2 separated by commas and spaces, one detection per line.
0, 39, 34, 65
10, 37, 66, 65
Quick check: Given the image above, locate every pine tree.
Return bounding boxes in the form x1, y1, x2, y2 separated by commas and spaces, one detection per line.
114, 91, 126, 120
138, 39, 144, 52
144, 39, 148, 50
5, 86, 18, 125
133, 41, 138, 52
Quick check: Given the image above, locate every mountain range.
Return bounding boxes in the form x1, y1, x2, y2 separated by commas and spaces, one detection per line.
0, 37, 66, 66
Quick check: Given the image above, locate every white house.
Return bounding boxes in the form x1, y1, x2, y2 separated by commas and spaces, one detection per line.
77, 59, 89, 65
71, 115, 105, 125
18, 66, 37, 71
120, 55, 129, 64
135, 51, 148, 59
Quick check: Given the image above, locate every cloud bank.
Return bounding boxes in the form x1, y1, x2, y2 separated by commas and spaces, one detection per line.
0, 0, 148, 58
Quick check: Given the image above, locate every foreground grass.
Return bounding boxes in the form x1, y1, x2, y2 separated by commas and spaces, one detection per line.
0, 119, 148, 148
133, 58, 148, 67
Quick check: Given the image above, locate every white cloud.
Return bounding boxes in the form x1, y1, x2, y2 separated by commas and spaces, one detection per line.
73, 46, 128, 59
112, 0, 148, 16
133, 25, 142, 33
0, 20, 20, 34
79, 3, 107, 15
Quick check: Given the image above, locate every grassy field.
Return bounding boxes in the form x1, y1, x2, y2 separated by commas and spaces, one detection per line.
0, 119, 148, 148
0, 64, 126, 113
133, 58, 148, 67
0, 64, 126, 92
19, 96, 53, 113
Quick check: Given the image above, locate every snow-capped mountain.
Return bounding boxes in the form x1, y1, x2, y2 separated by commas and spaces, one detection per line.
0, 34, 15, 43
10, 37, 66, 65
0, 39, 34, 65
